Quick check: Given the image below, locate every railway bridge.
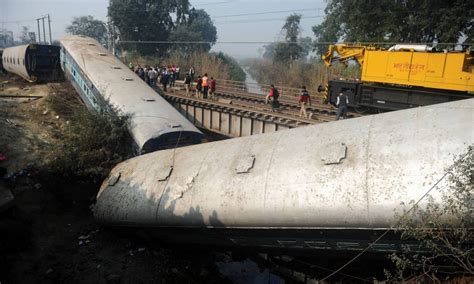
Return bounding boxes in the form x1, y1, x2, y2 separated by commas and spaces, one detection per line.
154, 79, 360, 138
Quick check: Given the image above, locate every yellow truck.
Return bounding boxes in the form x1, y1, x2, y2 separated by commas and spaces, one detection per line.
320, 44, 473, 111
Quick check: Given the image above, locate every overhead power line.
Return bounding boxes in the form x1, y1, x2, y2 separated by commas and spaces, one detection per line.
212, 8, 324, 18
118, 40, 473, 46
215, 15, 324, 25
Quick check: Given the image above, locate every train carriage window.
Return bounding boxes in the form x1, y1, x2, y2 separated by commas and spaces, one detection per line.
17, 58, 20, 65
22, 59, 25, 66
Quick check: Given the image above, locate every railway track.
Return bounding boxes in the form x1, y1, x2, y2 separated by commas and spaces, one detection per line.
160, 89, 319, 128
214, 87, 360, 119
169, 83, 359, 123
172, 81, 360, 121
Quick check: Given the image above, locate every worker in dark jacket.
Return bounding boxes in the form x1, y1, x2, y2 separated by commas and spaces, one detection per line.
184, 73, 192, 95
336, 91, 349, 120
160, 72, 169, 92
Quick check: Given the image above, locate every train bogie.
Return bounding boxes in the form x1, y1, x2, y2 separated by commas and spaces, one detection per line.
325, 79, 471, 111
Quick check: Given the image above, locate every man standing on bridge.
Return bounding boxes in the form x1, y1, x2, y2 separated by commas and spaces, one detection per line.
148, 68, 158, 87
209, 77, 216, 100
184, 73, 192, 96
196, 76, 203, 98
266, 84, 280, 112
336, 91, 349, 120
299, 86, 311, 118
202, 73, 209, 99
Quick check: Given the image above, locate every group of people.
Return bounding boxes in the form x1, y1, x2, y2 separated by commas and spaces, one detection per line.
182, 68, 217, 100
131, 64, 218, 100
265, 84, 312, 118
131, 64, 181, 91
265, 85, 349, 120
129, 62, 350, 120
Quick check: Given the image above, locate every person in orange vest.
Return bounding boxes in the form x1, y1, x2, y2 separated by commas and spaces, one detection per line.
299, 86, 312, 118
202, 73, 209, 99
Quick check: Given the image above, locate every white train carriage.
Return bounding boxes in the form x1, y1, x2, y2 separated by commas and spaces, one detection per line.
59, 35, 204, 153
94, 99, 473, 253
1, 44, 60, 82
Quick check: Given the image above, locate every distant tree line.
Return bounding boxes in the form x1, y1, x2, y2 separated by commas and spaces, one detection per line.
108, 0, 216, 56
0, 27, 37, 48
313, 0, 473, 55
66, 16, 107, 45
65, 0, 217, 57
262, 0, 472, 64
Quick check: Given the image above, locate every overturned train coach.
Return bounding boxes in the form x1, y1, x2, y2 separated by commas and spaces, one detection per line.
94, 99, 473, 254
1, 44, 61, 82
59, 35, 204, 153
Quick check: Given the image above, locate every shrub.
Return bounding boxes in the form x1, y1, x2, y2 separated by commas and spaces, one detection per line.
45, 96, 133, 184
388, 147, 473, 280
245, 58, 360, 93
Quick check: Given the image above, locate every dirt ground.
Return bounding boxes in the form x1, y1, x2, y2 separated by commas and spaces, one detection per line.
0, 73, 229, 283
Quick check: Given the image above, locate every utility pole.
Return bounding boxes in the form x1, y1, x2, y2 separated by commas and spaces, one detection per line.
36, 19, 41, 43
35, 15, 53, 44
106, 14, 112, 52
47, 14, 52, 44
42, 17, 46, 44
106, 12, 116, 56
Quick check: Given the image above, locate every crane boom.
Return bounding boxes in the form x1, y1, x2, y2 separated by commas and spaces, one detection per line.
321, 44, 372, 67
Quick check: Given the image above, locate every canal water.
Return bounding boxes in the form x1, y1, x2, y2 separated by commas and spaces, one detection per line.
243, 67, 265, 95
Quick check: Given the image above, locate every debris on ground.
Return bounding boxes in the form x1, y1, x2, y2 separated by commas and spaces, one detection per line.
0, 73, 229, 283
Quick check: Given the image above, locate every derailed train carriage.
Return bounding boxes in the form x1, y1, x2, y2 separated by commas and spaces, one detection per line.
94, 99, 473, 253
59, 35, 204, 153
1, 44, 61, 82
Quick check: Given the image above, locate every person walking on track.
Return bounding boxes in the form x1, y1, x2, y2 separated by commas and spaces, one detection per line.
209, 77, 216, 100
202, 73, 209, 99
265, 84, 280, 112
184, 73, 192, 96
336, 91, 349, 120
299, 86, 312, 118
196, 76, 203, 98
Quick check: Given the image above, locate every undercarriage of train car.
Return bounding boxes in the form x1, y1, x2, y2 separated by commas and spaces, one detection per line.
26, 44, 62, 82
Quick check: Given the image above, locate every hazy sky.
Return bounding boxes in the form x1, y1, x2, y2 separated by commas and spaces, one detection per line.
1, 0, 327, 58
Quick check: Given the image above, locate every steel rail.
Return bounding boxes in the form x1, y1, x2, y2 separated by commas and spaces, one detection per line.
158, 90, 320, 128
171, 81, 355, 120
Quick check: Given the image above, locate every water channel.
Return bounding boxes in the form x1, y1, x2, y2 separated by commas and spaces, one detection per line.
243, 66, 265, 95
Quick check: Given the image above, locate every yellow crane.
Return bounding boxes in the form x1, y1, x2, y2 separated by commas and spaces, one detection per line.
320, 44, 473, 111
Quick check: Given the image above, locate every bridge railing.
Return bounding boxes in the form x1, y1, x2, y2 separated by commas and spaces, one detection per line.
217, 79, 325, 104
176, 78, 325, 104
